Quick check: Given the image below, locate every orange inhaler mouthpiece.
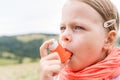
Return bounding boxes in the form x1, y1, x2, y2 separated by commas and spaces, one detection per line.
49, 40, 72, 63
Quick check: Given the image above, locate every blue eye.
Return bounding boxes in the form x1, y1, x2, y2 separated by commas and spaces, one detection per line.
60, 26, 66, 32
60, 26, 66, 30
74, 26, 84, 30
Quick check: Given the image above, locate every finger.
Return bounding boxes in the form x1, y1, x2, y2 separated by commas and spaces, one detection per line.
40, 57, 61, 69
47, 52, 60, 60
45, 59, 61, 66
40, 39, 54, 58
40, 52, 61, 71
41, 52, 60, 63
48, 60, 61, 66
40, 59, 62, 73
47, 64, 62, 76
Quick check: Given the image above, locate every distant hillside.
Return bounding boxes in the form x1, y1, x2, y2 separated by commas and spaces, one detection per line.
16, 33, 58, 42
0, 33, 58, 63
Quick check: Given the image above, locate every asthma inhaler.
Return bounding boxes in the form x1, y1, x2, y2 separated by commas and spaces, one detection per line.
49, 40, 72, 63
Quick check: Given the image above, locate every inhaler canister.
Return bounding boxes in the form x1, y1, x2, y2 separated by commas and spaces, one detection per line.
49, 40, 72, 63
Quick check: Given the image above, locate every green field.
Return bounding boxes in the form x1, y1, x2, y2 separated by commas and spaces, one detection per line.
0, 58, 18, 65
0, 33, 58, 80
0, 62, 40, 80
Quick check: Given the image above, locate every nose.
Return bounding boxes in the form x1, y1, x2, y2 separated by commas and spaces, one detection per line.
60, 28, 72, 42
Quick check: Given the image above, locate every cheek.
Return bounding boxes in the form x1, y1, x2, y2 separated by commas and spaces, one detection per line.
73, 31, 106, 52
66, 34, 106, 71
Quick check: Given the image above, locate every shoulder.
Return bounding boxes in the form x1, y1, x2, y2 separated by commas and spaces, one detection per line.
113, 75, 120, 80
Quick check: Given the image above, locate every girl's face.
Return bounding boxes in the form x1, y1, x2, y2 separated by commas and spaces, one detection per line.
59, 0, 107, 71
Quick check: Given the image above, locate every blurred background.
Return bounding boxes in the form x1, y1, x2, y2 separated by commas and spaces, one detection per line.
0, 0, 120, 80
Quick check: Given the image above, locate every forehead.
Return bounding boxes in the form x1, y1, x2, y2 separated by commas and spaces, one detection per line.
62, 0, 103, 24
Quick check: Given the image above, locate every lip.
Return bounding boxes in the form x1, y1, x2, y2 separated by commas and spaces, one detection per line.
64, 48, 73, 57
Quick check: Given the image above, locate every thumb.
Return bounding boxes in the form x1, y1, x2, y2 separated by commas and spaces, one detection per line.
47, 52, 61, 60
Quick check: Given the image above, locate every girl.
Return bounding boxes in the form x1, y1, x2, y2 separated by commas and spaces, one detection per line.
40, 0, 120, 80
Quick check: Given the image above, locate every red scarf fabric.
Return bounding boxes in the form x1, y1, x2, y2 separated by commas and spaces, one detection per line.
59, 48, 120, 80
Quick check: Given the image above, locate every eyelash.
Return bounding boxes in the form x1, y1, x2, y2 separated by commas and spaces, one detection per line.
74, 26, 85, 30
60, 26, 66, 31
60, 26, 85, 32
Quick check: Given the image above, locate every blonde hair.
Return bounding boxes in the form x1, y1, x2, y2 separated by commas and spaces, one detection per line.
72, 0, 119, 32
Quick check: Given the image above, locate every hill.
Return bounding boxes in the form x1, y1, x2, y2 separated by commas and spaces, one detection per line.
0, 33, 58, 64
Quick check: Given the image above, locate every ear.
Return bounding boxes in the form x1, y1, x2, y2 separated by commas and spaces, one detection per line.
103, 30, 117, 50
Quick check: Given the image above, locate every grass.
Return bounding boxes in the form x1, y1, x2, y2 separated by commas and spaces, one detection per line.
0, 62, 40, 80
16, 34, 58, 42
16, 34, 46, 42
0, 58, 18, 65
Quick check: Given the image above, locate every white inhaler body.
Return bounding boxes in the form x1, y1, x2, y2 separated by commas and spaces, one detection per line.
49, 40, 72, 63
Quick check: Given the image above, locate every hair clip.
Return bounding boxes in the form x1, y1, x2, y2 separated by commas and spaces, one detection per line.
104, 19, 116, 28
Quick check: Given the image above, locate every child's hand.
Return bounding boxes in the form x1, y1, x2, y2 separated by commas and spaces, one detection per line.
39, 40, 62, 80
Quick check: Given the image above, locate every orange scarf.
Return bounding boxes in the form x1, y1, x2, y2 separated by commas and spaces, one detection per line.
59, 48, 120, 80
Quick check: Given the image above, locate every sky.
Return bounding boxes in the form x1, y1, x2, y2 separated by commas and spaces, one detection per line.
0, 0, 120, 36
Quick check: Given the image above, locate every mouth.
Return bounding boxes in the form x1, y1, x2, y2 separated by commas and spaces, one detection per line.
64, 48, 73, 58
